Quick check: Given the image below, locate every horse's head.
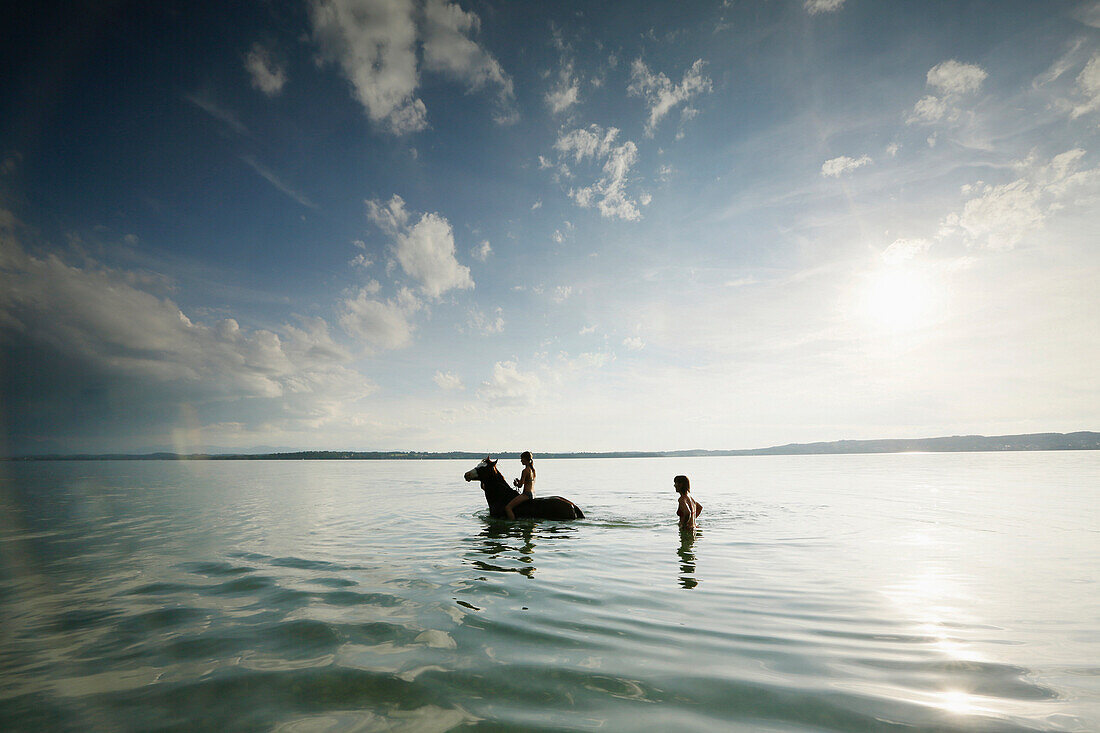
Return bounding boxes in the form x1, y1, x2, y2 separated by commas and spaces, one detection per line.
464, 456, 516, 511
464, 455, 499, 484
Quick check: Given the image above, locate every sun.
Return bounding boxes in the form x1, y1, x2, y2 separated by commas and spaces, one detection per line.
861, 266, 940, 332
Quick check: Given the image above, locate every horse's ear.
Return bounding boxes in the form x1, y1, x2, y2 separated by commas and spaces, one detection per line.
488, 458, 497, 468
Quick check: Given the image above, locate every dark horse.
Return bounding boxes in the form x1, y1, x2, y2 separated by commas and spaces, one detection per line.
464, 456, 585, 520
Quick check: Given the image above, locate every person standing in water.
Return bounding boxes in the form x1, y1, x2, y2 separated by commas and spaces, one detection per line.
505, 451, 536, 519
675, 475, 702, 530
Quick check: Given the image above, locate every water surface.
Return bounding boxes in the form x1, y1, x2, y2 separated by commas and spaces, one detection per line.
0, 453, 1097, 731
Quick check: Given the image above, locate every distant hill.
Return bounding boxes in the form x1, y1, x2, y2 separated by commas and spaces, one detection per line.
7, 431, 1099, 460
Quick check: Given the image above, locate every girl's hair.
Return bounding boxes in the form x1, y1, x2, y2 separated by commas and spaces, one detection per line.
674, 475, 690, 494
521, 451, 535, 478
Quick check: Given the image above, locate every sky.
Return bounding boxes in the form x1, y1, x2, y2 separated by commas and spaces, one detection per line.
1, 0, 1099, 455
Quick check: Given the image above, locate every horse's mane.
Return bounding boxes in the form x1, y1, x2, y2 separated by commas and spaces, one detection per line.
480, 461, 519, 507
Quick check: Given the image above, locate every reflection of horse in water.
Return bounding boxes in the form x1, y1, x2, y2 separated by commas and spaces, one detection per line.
464, 457, 585, 520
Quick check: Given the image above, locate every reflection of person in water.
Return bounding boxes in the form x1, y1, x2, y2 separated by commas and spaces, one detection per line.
677, 527, 699, 589
674, 475, 702, 530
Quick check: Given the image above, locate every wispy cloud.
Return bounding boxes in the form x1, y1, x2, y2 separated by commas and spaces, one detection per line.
239, 155, 317, 209
627, 59, 712, 137
804, 0, 845, 15
551, 125, 646, 220
433, 370, 464, 390
821, 154, 872, 177
185, 92, 247, 134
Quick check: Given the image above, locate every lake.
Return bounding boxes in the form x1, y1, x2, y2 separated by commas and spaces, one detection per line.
0, 453, 1097, 731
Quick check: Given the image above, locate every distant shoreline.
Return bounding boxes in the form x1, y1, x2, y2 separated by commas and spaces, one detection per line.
6, 431, 1099, 461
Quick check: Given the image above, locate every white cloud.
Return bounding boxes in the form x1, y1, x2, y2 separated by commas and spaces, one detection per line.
433, 370, 464, 390
1072, 53, 1100, 118
478, 360, 541, 405
245, 42, 287, 96
310, 0, 514, 134
309, 0, 426, 135
579, 324, 597, 335
821, 154, 872, 177
466, 306, 504, 335
804, 0, 845, 14
551, 125, 646, 220
339, 283, 421, 348
886, 142, 900, 157
546, 60, 581, 114
908, 95, 949, 124
627, 59, 712, 136
940, 149, 1100, 250
0, 235, 377, 445
421, 0, 516, 123
882, 238, 931, 264
471, 240, 491, 261
366, 195, 474, 297
552, 285, 572, 303
531, 200, 542, 210
927, 59, 988, 95
907, 60, 987, 125
622, 336, 645, 351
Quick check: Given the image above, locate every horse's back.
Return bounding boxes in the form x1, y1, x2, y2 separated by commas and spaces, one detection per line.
518, 496, 584, 520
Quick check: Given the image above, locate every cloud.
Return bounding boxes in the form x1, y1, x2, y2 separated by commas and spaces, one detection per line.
908, 95, 949, 124
907, 60, 987, 125
470, 240, 491, 261
804, 0, 845, 14
882, 238, 931, 264
239, 155, 317, 209
551, 285, 572, 303
366, 195, 474, 297
622, 336, 645, 351
821, 154, 872, 177
465, 306, 504, 335
478, 360, 541, 406
433, 370, 464, 390
184, 92, 247, 134
245, 42, 287, 96
421, 0, 516, 123
627, 59, 712, 136
309, 0, 425, 134
926, 59, 988, 95
546, 64, 581, 115
339, 282, 421, 348
1072, 53, 1100, 118
551, 125, 646, 220
0, 235, 376, 451
310, 0, 514, 134
940, 149, 1100, 250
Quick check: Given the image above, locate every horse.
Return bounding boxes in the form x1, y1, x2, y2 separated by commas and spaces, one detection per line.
463, 456, 585, 520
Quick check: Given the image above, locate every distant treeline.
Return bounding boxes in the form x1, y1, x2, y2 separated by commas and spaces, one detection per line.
6, 431, 1099, 461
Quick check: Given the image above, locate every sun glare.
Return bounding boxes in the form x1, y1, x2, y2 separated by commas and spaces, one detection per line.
862, 266, 940, 332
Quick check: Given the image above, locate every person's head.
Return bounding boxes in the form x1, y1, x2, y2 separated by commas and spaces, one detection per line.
674, 475, 690, 494
520, 451, 535, 476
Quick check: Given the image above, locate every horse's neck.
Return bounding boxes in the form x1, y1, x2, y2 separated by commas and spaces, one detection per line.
483, 476, 517, 504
